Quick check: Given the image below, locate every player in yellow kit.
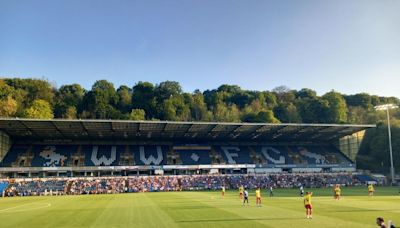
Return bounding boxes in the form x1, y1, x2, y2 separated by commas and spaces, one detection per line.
368, 184, 375, 196
255, 187, 262, 207
334, 184, 341, 200
239, 185, 244, 199
221, 186, 225, 198
304, 192, 313, 219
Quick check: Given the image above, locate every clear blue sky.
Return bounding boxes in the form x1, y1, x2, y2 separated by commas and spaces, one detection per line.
1, 0, 399, 98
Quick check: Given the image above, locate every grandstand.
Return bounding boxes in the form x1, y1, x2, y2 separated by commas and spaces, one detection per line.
0, 118, 374, 178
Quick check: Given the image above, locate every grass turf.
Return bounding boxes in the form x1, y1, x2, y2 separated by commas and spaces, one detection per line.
0, 186, 399, 228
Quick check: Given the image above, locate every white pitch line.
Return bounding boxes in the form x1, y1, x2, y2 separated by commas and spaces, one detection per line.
0, 202, 51, 213
8, 203, 51, 213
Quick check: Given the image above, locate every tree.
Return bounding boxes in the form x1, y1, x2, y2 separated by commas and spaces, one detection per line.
132, 82, 156, 119
213, 103, 240, 122
357, 125, 400, 174
344, 93, 372, 109
273, 86, 296, 104
230, 92, 254, 109
257, 110, 280, 123
242, 110, 280, 123
296, 88, 317, 99
241, 99, 265, 116
241, 113, 258, 122
297, 97, 330, 123
159, 95, 191, 121
64, 106, 77, 119
0, 80, 15, 99
54, 84, 85, 118
117, 85, 132, 113
217, 84, 242, 94
4, 78, 55, 107
263, 92, 277, 108
82, 80, 118, 119
154, 81, 182, 103
322, 91, 348, 123
0, 96, 18, 117
188, 92, 212, 121
129, 109, 146, 120
272, 85, 291, 94
274, 103, 301, 123
23, 99, 54, 119
0, 80, 27, 116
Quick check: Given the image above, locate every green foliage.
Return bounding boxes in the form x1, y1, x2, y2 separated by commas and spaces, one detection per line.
54, 84, 85, 118
297, 97, 330, 123
273, 86, 296, 104
213, 103, 240, 122
23, 99, 54, 119
132, 82, 157, 119
263, 92, 277, 108
129, 109, 146, 120
345, 93, 373, 109
296, 88, 317, 99
0, 96, 18, 117
64, 106, 77, 119
159, 95, 191, 121
0, 78, 398, 125
242, 110, 280, 123
322, 90, 348, 123
273, 103, 301, 123
1, 78, 400, 174
154, 81, 182, 103
116, 85, 132, 113
187, 92, 212, 121
82, 80, 118, 119
4, 78, 54, 107
357, 123, 400, 174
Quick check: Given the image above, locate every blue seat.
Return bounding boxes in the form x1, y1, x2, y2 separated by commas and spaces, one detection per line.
2, 145, 30, 167
0, 181, 8, 193
1, 144, 354, 167
176, 149, 211, 165
214, 146, 252, 164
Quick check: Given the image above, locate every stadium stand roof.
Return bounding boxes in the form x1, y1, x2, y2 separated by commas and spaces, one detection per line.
0, 118, 375, 142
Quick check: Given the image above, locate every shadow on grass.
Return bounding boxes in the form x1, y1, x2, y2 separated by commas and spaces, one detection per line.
176, 217, 303, 223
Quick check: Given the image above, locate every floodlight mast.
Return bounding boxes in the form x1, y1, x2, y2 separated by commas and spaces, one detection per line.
374, 104, 399, 185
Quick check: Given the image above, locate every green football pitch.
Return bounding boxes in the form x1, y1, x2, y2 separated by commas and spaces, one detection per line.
0, 187, 399, 228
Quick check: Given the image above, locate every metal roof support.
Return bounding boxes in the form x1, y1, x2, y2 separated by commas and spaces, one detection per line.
184, 123, 194, 134
50, 121, 66, 138
109, 122, 116, 140
296, 126, 331, 140
260, 125, 287, 140
208, 124, 220, 133
248, 125, 268, 138
162, 122, 168, 132
79, 121, 90, 137
17, 120, 38, 138
136, 122, 142, 137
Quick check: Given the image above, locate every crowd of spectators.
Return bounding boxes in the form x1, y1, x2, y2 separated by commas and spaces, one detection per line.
126, 176, 180, 192
5, 179, 66, 196
69, 178, 126, 194
179, 173, 360, 190
1, 173, 362, 196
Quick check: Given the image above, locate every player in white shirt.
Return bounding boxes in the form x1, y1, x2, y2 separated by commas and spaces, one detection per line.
243, 189, 249, 206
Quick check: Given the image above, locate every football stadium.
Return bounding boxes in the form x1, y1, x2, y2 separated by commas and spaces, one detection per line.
0, 118, 399, 227
2, 0, 400, 227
